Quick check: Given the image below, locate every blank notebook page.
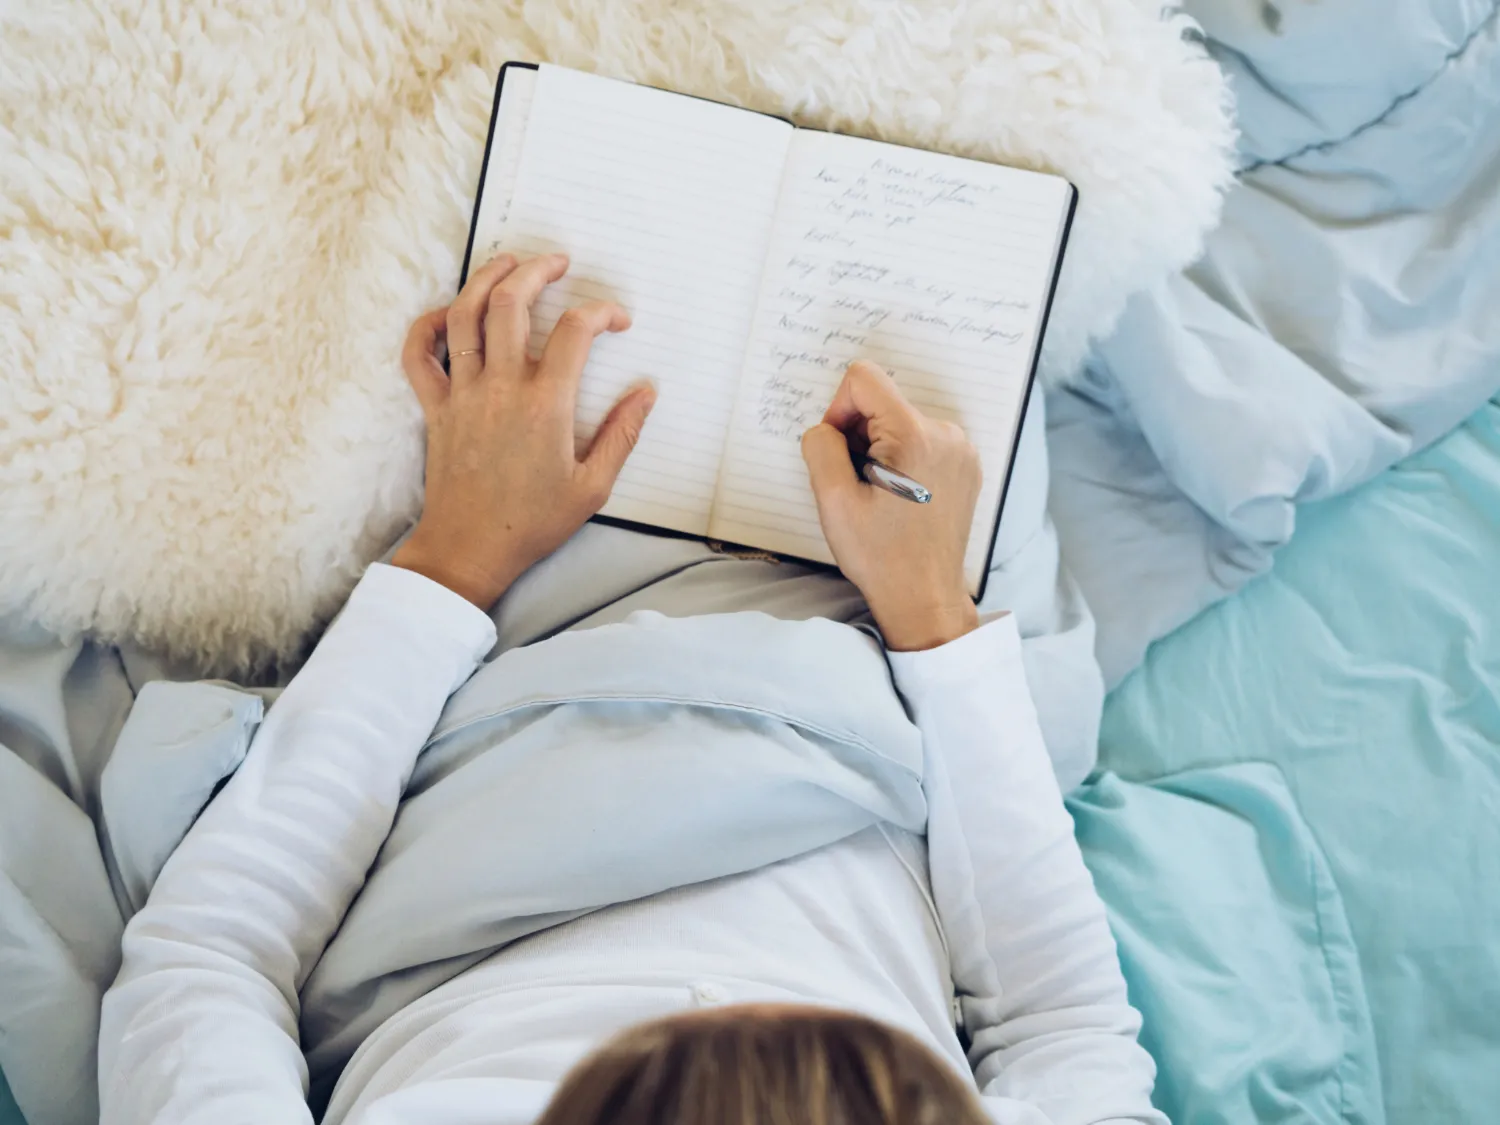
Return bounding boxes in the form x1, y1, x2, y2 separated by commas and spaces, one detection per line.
711, 129, 1072, 588
491, 65, 792, 535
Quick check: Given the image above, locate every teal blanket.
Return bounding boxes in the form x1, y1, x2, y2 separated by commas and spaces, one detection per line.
1057, 4, 1500, 1119
1073, 395, 1500, 1124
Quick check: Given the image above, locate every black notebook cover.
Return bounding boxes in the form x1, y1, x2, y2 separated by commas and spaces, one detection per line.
458, 61, 1078, 604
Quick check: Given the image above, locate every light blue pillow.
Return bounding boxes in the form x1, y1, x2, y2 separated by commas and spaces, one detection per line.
1070, 764, 1384, 1125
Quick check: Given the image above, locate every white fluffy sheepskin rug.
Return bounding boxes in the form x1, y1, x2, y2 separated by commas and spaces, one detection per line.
0, 0, 1234, 672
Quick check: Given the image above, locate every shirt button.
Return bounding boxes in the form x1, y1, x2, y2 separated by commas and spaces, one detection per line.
692, 982, 728, 1007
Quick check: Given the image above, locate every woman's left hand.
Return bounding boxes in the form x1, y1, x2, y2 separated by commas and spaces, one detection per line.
391, 253, 655, 609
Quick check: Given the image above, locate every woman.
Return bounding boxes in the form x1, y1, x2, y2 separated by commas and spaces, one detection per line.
98, 253, 1164, 1124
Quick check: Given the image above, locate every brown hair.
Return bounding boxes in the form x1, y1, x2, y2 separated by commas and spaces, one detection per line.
533, 1004, 990, 1125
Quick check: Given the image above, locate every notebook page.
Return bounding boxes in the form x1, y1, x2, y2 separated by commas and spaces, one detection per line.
465, 66, 539, 278
709, 130, 1071, 590
495, 65, 792, 535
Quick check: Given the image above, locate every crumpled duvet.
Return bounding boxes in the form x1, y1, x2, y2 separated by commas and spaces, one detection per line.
1050, 0, 1500, 683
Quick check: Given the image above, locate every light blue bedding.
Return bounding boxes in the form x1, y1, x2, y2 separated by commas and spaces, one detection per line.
0, 1074, 17, 1125
1074, 394, 1500, 1124
1050, 0, 1500, 684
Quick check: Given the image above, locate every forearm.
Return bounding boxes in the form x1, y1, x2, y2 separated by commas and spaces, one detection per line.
98, 564, 495, 1124
890, 617, 1163, 1125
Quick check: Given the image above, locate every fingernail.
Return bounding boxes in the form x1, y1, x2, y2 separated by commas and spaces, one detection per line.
633, 380, 657, 408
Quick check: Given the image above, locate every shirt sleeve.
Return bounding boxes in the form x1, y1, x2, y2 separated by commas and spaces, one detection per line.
98, 563, 497, 1125
888, 615, 1166, 1125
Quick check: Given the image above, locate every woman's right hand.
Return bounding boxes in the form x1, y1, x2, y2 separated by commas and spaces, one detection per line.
801, 361, 983, 652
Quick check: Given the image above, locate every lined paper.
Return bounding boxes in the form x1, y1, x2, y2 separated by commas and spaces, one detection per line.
493, 65, 792, 534
710, 130, 1071, 590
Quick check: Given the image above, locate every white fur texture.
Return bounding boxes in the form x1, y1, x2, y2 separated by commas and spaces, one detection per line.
0, 0, 1234, 672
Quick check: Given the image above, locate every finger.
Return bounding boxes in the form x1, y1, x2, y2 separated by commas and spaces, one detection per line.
401, 307, 451, 418
822, 360, 921, 435
536, 300, 631, 410
801, 422, 861, 504
447, 253, 520, 382
580, 382, 657, 503
484, 253, 571, 382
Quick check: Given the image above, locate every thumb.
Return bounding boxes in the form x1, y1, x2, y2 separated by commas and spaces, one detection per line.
801, 423, 860, 503
582, 382, 657, 497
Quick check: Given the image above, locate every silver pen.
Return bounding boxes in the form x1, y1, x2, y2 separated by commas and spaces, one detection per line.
854, 454, 932, 504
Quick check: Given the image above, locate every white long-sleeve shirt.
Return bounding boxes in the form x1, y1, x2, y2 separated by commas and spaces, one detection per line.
98, 563, 1164, 1125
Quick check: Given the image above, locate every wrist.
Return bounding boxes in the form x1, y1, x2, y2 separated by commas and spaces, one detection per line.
872, 591, 979, 652
390, 527, 520, 610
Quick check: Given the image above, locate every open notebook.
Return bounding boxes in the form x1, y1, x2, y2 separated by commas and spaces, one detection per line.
462, 62, 1077, 599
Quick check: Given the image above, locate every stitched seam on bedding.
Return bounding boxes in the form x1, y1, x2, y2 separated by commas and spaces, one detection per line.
1149, 762, 1376, 1119
1285, 773, 1365, 1124
1302, 846, 1351, 1121
1242, 0, 1500, 173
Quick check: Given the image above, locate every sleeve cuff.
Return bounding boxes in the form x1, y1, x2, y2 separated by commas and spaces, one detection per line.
345, 563, 498, 689
887, 611, 1022, 710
